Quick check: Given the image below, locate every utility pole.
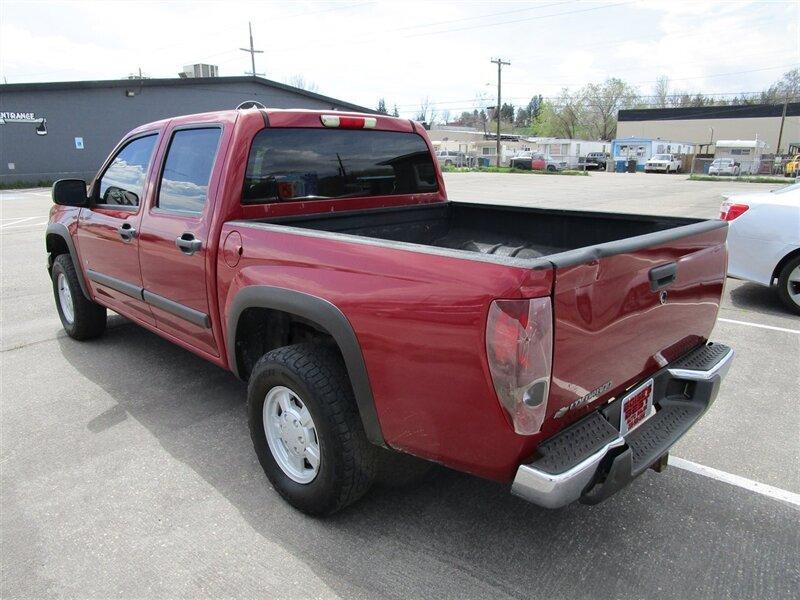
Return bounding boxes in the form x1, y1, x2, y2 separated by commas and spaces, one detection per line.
776, 95, 788, 155
240, 22, 264, 77
490, 58, 510, 167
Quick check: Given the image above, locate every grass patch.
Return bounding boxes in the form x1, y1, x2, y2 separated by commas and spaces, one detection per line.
0, 180, 54, 190
688, 174, 791, 184
442, 165, 589, 176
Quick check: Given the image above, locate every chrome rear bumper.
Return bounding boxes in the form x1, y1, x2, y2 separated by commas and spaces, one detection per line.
512, 343, 734, 509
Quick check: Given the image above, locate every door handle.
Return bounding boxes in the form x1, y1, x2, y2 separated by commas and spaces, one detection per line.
649, 262, 677, 291
118, 222, 136, 242
175, 232, 202, 255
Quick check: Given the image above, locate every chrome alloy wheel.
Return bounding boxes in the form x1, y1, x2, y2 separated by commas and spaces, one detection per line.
787, 265, 800, 308
263, 386, 320, 484
57, 272, 75, 324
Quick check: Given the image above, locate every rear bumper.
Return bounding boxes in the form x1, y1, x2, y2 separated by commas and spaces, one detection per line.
512, 342, 733, 509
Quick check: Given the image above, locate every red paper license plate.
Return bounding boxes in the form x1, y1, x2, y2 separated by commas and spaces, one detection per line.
619, 379, 655, 435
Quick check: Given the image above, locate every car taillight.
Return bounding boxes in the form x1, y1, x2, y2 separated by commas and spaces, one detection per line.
320, 114, 377, 129
486, 298, 553, 435
720, 202, 749, 221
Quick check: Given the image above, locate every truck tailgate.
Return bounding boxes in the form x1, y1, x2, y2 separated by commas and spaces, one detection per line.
545, 222, 728, 431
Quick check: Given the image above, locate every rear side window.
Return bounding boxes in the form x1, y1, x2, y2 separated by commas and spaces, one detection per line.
158, 127, 221, 213
242, 128, 438, 204
98, 134, 158, 207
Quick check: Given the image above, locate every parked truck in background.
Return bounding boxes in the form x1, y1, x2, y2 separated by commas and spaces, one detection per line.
47, 108, 733, 515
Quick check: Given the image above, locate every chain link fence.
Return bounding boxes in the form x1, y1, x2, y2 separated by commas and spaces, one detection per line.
690, 156, 783, 177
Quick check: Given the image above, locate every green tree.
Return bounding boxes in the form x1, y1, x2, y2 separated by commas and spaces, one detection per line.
582, 78, 639, 140
377, 98, 388, 115
392, 104, 399, 117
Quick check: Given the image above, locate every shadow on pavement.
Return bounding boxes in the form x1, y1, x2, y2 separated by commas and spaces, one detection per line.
728, 280, 793, 317
57, 323, 798, 599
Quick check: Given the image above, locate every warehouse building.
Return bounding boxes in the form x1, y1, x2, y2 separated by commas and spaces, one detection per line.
616, 102, 799, 154
0, 75, 373, 184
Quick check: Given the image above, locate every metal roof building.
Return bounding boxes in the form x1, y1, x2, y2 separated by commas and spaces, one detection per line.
616, 103, 800, 154
0, 76, 374, 185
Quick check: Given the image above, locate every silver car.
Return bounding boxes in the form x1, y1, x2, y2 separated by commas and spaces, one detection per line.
708, 158, 740, 176
436, 150, 466, 167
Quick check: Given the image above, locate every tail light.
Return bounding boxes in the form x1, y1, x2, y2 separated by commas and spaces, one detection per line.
486, 298, 553, 435
720, 201, 749, 221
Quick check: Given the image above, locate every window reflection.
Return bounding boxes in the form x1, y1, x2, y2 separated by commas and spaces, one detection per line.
158, 128, 221, 213
242, 129, 438, 204
99, 135, 157, 206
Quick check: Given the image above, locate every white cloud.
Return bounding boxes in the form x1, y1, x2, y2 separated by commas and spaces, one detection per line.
0, 0, 796, 114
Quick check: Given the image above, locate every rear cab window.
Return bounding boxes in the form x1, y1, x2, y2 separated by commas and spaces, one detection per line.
242, 128, 438, 204
157, 127, 222, 213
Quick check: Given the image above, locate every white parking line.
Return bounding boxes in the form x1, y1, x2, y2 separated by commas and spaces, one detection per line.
0, 216, 40, 228
718, 317, 800, 335
0, 220, 49, 232
669, 456, 800, 508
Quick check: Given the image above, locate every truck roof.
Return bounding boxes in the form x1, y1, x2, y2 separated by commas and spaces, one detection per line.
129, 108, 418, 136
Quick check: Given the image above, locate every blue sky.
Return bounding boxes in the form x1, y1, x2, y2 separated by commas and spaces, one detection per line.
1, 0, 797, 117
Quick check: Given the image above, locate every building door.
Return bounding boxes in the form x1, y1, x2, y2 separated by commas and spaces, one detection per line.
76, 133, 160, 325
137, 125, 224, 357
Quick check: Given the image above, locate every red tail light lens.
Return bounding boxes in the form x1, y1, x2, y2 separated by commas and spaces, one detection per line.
720, 202, 749, 221
486, 298, 553, 435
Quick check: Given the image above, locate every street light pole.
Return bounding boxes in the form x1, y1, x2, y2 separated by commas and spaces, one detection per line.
490, 58, 510, 168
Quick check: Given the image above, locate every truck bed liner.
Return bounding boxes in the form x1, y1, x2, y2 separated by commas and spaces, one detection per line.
260, 202, 720, 267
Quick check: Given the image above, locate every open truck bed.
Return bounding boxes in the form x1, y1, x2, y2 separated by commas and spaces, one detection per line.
258, 201, 724, 268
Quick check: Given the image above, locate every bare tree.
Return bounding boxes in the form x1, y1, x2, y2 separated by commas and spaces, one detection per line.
415, 97, 438, 125
653, 75, 670, 108
285, 75, 320, 93
551, 88, 585, 139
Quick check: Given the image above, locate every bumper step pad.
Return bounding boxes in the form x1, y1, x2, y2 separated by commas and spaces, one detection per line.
528, 412, 619, 475
512, 342, 734, 508
669, 342, 731, 372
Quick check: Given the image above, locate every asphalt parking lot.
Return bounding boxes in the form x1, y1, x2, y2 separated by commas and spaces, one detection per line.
2, 174, 798, 599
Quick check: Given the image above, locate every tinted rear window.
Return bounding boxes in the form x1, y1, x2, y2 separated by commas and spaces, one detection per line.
242, 128, 438, 204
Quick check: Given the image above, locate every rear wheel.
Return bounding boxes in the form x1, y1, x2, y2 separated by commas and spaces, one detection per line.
546, 164, 556, 172
777, 256, 800, 315
247, 343, 378, 515
51, 254, 106, 340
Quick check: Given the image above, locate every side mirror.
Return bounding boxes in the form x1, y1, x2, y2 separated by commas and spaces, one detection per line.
52, 179, 89, 207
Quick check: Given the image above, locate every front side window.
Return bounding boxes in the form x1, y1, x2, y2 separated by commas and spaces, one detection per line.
98, 134, 158, 207
158, 128, 221, 213
242, 128, 438, 204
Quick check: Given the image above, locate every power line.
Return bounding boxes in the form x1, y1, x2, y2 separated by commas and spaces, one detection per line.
402, 1, 633, 39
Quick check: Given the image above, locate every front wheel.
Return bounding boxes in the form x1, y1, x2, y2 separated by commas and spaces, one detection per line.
777, 256, 800, 315
51, 254, 106, 340
546, 164, 556, 172
247, 343, 378, 515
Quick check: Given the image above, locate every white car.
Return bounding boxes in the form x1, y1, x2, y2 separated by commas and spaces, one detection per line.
708, 158, 740, 176
721, 183, 800, 314
645, 153, 682, 173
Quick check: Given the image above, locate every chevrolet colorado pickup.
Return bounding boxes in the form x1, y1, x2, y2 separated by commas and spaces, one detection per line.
47, 108, 733, 515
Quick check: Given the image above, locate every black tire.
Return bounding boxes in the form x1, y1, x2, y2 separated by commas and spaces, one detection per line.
546, 164, 556, 172
51, 253, 106, 340
776, 255, 800, 316
247, 343, 378, 515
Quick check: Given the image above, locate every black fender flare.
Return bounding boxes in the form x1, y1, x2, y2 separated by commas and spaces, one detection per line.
227, 285, 385, 446
45, 223, 92, 300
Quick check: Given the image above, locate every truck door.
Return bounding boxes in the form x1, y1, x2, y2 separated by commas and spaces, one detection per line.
137, 125, 224, 357
76, 132, 159, 325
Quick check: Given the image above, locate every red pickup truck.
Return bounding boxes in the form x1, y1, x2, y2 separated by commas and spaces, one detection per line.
46, 108, 733, 515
